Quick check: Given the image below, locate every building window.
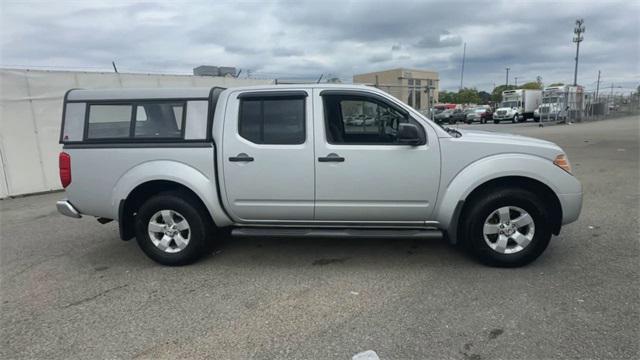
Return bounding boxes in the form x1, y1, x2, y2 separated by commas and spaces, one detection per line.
407, 79, 414, 108
415, 79, 422, 109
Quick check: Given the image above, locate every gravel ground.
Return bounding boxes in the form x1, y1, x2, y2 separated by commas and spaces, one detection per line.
1, 115, 638, 359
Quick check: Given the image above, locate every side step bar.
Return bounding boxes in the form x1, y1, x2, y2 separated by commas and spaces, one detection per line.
231, 227, 443, 239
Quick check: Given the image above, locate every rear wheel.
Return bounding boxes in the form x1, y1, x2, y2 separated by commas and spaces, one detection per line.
135, 191, 214, 265
460, 188, 552, 267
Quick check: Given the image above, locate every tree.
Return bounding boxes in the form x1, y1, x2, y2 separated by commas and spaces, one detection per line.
456, 88, 481, 104
438, 91, 455, 103
478, 91, 491, 104
519, 81, 543, 90
549, 82, 565, 87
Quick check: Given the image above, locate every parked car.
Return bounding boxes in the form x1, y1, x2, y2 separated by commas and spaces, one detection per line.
466, 107, 493, 124
448, 109, 468, 124
433, 108, 454, 124
57, 84, 582, 267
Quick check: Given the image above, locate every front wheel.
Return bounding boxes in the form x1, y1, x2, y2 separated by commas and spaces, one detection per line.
512, 114, 518, 123
459, 188, 552, 267
135, 191, 214, 265
493, 119, 499, 124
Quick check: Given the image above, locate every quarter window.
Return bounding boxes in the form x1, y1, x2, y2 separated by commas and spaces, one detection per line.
239, 97, 305, 144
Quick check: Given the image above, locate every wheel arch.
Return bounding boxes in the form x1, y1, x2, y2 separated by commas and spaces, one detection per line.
112, 160, 232, 240
436, 154, 567, 244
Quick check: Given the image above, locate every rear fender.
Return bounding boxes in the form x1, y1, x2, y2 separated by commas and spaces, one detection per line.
111, 160, 232, 227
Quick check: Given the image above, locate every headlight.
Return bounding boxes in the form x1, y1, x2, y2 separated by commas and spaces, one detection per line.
553, 154, 572, 174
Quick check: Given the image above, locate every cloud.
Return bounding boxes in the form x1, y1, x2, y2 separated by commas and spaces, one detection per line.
414, 31, 463, 48
1, 0, 638, 91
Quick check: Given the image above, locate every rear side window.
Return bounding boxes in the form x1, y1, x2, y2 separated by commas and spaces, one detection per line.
239, 98, 305, 144
134, 102, 184, 138
83, 102, 187, 141
61, 102, 86, 142
87, 104, 133, 139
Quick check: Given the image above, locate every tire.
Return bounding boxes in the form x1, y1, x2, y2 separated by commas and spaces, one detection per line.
459, 188, 552, 267
512, 114, 518, 123
493, 119, 499, 124
135, 191, 214, 266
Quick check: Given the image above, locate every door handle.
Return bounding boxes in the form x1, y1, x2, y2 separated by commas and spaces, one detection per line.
318, 153, 345, 162
229, 153, 254, 162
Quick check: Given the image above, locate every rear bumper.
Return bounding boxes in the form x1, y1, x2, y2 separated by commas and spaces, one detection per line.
56, 200, 82, 218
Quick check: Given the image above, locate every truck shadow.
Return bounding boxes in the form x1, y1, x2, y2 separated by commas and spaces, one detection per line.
204, 235, 476, 269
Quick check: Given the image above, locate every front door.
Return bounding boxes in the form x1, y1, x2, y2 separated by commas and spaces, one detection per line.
313, 89, 440, 223
222, 90, 314, 222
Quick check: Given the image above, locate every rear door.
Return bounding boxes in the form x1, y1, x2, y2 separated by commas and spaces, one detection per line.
313, 89, 440, 223
221, 90, 315, 222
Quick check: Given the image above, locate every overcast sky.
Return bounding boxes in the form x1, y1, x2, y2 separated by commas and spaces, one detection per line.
1, 0, 638, 92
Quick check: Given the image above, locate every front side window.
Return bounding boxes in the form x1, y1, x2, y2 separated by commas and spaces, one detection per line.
324, 95, 420, 144
87, 104, 132, 139
239, 97, 305, 144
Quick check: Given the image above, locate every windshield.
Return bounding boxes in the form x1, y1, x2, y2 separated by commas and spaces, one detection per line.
500, 101, 518, 108
543, 97, 560, 104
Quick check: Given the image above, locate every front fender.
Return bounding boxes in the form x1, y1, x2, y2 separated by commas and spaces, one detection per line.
111, 160, 232, 226
435, 153, 579, 230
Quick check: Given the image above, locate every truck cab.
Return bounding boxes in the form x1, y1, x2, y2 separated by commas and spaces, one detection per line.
493, 89, 542, 123
57, 84, 582, 267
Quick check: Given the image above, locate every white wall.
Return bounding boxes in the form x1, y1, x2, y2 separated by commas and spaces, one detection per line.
0, 68, 272, 198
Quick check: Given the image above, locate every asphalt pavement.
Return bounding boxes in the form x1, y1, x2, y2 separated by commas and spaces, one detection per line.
1, 116, 638, 359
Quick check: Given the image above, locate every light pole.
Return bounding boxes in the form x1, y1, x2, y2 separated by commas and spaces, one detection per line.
505, 67, 510, 87
573, 19, 585, 86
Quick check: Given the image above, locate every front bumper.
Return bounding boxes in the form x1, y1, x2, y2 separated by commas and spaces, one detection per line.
57, 200, 82, 218
558, 192, 583, 225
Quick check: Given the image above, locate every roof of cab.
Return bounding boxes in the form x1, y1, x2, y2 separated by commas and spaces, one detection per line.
65, 84, 374, 101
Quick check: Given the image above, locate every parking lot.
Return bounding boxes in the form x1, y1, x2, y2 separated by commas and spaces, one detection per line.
1, 116, 638, 359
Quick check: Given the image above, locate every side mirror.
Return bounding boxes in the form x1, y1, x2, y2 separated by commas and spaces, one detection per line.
398, 123, 424, 145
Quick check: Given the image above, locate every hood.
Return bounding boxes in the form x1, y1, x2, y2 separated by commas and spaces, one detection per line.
455, 129, 562, 159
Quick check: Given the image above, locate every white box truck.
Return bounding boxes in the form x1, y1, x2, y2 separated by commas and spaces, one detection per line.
534, 85, 585, 122
493, 89, 543, 123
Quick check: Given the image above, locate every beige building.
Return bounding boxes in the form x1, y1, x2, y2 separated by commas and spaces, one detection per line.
353, 68, 439, 110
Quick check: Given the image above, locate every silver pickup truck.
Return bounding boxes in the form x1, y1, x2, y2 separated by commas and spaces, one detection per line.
56, 84, 582, 267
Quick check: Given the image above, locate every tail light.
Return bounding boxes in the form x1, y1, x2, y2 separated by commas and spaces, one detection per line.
59, 152, 71, 188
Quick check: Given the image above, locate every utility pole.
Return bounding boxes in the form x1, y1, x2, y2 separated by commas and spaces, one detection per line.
505, 67, 510, 87
514, 77, 518, 87
595, 70, 601, 101
111, 61, 118, 73
572, 18, 585, 86
460, 42, 466, 90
